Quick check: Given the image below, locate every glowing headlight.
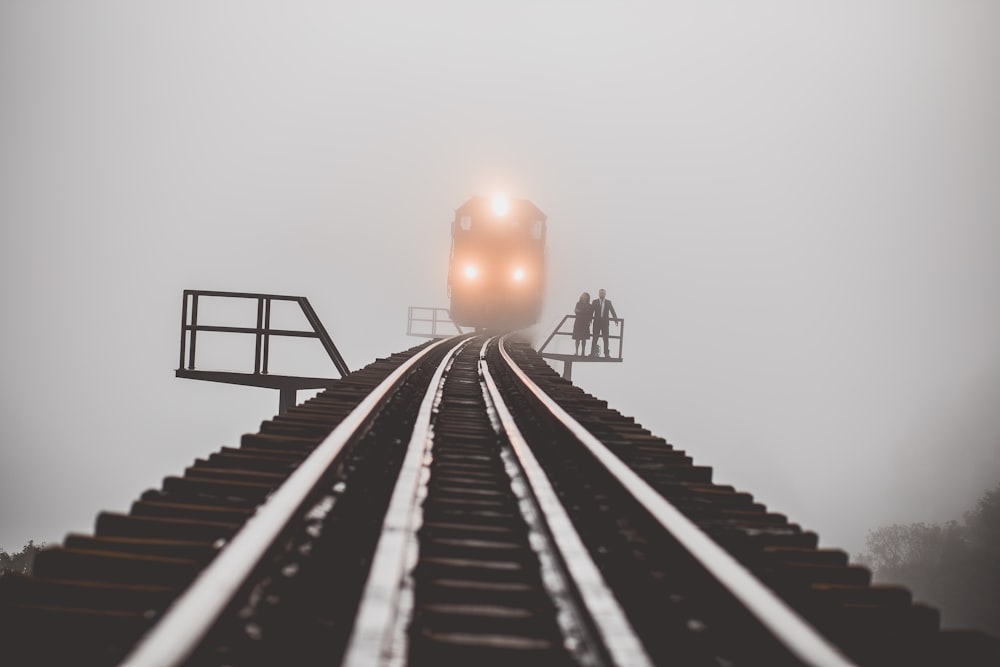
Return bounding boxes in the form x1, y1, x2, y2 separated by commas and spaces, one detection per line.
491, 194, 510, 217
512, 267, 526, 282
464, 265, 479, 280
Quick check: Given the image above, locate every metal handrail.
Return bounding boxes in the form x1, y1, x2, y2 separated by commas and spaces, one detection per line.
178, 290, 349, 378
406, 306, 465, 339
537, 314, 625, 359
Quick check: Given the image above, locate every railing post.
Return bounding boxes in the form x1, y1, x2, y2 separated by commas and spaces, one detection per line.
179, 292, 188, 370
188, 293, 199, 370
278, 388, 296, 415
262, 298, 272, 374
253, 297, 264, 374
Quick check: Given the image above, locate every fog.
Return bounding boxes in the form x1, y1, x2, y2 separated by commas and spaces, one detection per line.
2, 2, 998, 566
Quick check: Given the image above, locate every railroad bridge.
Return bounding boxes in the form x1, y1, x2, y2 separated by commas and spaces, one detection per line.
1, 332, 998, 666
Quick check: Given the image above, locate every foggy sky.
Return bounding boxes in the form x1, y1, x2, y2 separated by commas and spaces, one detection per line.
2, 0, 999, 574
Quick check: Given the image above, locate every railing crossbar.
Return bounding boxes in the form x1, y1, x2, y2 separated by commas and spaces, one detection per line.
182, 325, 321, 338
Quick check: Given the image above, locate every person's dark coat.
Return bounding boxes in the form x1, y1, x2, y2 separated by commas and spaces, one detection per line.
590, 296, 619, 356
591, 297, 618, 325
572, 300, 592, 340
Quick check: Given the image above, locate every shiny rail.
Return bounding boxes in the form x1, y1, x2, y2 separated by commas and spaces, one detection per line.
342, 336, 653, 667
118, 337, 457, 667
340, 336, 470, 666
496, 335, 856, 667
480, 338, 653, 667
5, 333, 992, 666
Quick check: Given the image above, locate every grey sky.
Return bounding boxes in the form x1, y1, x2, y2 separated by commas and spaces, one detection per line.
2, 2, 998, 564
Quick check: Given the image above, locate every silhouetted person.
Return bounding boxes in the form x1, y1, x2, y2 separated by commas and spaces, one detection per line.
572, 292, 592, 356
590, 288, 619, 357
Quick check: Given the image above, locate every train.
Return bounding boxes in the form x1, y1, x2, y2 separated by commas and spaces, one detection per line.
447, 195, 547, 330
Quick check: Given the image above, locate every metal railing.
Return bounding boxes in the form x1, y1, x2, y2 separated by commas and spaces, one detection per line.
406, 306, 466, 339
179, 289, 350, 378
537, 314, 625, 360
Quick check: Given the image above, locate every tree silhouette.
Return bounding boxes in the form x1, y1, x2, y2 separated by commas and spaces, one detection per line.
857, 483, 1000, 636
0, 541, 44, 576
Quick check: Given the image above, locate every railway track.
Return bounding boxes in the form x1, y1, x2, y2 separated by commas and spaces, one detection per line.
1, 335, 997, 666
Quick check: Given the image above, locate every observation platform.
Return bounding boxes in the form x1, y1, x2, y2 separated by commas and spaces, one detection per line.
176, 290, 349, 413
175, 369, 337, 392
537, 314, 625, 381
539, 353, 622, 364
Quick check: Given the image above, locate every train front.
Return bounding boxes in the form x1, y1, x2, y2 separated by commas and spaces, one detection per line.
448, 195, 547, 331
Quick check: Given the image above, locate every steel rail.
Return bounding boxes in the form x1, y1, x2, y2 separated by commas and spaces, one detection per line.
480, 339, 654, 667
118, 336, 459, 667
341, 336, 472, 667
497, 336, 856, 667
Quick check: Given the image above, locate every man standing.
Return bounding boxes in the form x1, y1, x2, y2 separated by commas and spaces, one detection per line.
590, 288, 619, 357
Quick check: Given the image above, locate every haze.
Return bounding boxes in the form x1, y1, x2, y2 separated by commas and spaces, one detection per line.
2, 1, 998, 574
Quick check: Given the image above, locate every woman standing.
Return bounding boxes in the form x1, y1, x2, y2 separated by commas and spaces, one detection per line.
572, 292, 592, 356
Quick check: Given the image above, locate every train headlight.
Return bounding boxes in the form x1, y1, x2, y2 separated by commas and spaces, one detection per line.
512, 267, 526, 282
464, 264, 479, 280
491, 194, 510, 217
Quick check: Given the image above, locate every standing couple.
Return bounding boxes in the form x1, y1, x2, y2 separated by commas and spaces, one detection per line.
572, 288, 619, 357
